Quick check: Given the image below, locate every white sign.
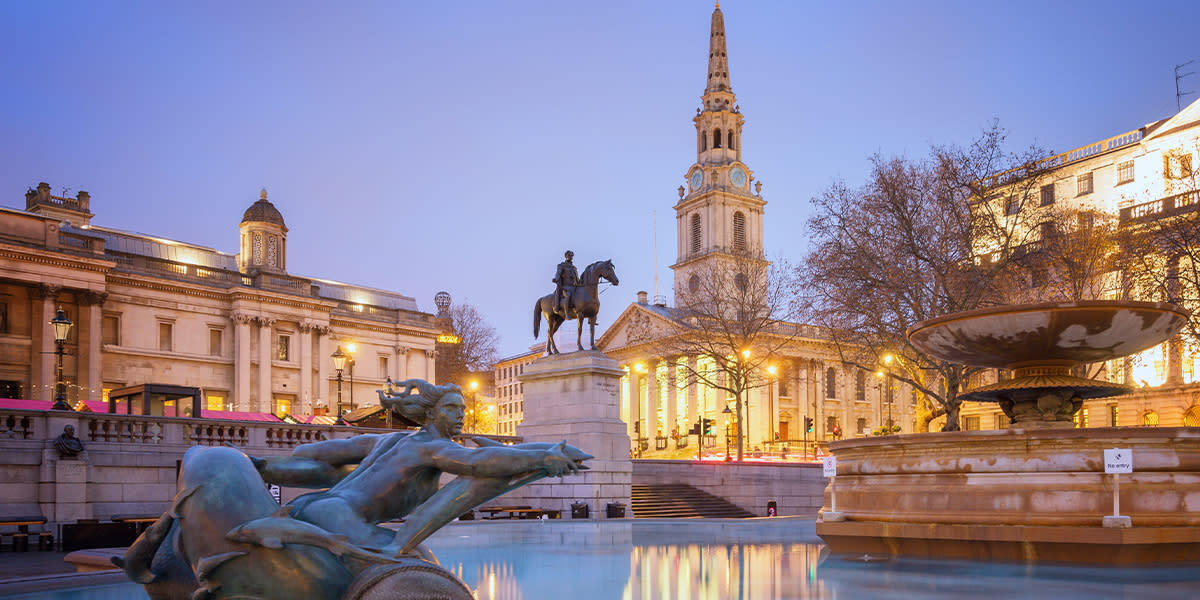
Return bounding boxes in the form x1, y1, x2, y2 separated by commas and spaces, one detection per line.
823, 455, 837, 478
267, 483, 282, 504
1104, 448, 1133, 474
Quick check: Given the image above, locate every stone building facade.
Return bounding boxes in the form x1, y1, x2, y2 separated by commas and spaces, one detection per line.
0, 185, 439, 416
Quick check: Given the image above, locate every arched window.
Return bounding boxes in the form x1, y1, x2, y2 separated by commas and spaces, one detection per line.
688, 274, 700, 292
1184, 405, 1200, 427
855, 370, 866, 401
825, 367, 837, 399
713, 128, 722, 149
699, 130, 706, 152
728, 129, 735, 150
252, 232, 264, 264
733, 211, 747, 250
734, 272, 748, 291
1143, 410, 1159, 426
690, 214, 702, 254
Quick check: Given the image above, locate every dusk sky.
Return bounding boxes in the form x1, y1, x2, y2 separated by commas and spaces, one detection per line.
2, 1, 1198, 358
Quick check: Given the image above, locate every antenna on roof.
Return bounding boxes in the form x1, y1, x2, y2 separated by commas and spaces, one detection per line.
1176, 60, 1195, 112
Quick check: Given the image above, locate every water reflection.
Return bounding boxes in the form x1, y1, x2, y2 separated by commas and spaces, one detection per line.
623, 543, 826, 600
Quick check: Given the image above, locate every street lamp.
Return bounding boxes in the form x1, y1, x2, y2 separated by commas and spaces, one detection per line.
50, 309, 73, 411
722, 404, 733, 462
469, 380, 479, 433
331, 346, 348, 422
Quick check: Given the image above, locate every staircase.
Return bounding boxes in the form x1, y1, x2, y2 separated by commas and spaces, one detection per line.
631, 483, 757, 518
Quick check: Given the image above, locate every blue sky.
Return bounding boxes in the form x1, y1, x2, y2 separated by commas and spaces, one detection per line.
2, 1, 1198, 357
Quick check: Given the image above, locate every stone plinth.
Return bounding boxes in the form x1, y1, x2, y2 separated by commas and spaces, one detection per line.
815, 427, 1200, 563
512, 351, 632, 517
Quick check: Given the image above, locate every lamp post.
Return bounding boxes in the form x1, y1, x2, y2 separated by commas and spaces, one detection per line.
473, 381, 481, 432
331, 346, 347, 423
50, 309, 73, 411
722, 404, 733, 462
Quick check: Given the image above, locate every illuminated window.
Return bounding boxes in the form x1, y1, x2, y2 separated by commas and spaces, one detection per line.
1076, 172, 1093, 196
206, 394, 227, 411
1040, 184, 1055, 206
277, 335, 290, 361
733, 211, 746, 250
996, 413, 1011, 429
1129, 343, 1167, 387
855, 370, 865, 401
273, 396, 292, 416
1184, 405, 1200, 427
1110, 404, 1119, 427
1143, 411, 1159, 426
1117, 160, 1134, 184
963, 416, 980, 431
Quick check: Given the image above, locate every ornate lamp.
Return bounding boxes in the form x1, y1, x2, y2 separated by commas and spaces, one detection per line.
50, 309, 73, 411
331, 346, 348, 423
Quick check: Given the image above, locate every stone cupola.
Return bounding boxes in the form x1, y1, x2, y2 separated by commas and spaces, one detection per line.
238, 189, 288, 274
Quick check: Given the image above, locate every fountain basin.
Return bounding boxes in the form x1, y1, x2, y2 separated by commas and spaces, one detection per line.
816, 427, 1200, 563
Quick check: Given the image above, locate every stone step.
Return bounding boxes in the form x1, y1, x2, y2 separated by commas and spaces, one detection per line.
631, 484, 756, 519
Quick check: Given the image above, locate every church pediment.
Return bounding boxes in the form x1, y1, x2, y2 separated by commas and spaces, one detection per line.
598, 303, 683, 352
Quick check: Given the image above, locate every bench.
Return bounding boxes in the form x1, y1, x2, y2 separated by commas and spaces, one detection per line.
478, 506, 560, 520
111, 514, 160, 534
0, 515, 48, 552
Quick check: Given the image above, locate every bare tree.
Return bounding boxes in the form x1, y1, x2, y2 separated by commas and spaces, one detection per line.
800, 124, 1056, 432
658, 249, 802, 461
435, 303, 500, 390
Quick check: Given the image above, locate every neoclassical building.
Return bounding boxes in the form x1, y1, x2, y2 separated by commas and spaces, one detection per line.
0, 184, 439, 416
597, 5, 913, 457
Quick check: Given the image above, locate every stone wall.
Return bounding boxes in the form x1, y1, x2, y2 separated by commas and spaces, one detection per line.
631, 460, 826, 517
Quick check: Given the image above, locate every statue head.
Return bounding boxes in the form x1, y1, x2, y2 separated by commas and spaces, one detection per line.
564, 250, 574, 261
62, 424, 76, 438
381, 380, 464, 435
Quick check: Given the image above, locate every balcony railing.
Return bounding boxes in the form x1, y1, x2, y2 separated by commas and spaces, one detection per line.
981, 127, 1144, 190
1119, 190, 1200, 224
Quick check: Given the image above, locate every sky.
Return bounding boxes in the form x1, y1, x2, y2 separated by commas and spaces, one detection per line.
2, 0, 1199, 358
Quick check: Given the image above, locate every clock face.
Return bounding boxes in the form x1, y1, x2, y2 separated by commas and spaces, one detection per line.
689, 169, 703, 190
730, 166, 748, 188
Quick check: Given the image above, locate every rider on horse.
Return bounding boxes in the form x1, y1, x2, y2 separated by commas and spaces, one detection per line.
553, 250, 579, 317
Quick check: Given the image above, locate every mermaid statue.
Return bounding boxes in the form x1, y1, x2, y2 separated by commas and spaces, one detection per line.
115, 379, 591, 600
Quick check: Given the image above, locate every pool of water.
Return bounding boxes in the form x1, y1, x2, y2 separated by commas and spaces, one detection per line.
4, 518, 1199, 599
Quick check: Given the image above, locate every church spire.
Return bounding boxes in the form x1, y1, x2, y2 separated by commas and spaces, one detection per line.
706, 4, 731, 94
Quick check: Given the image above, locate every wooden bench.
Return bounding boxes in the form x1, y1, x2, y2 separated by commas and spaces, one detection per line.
0, 515, 47, 552
111, 514, 159, 534
478, 506, 560, 520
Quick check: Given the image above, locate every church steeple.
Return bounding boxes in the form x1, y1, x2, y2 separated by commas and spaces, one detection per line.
706, 4, 731, 95
671, 3, 767, 303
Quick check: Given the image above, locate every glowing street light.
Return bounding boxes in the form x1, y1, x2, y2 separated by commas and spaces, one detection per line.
50, 309, 73, 411
331, 346, 348, 421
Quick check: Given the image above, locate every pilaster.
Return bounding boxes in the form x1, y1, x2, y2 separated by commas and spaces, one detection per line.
81, 291, 107, 402
257, 317, 275, 413
298, 322, 314, 414
31, 284, 60, 402
231, 312, 253, 411
316, 326, 331, 412
395, 346, 409, 381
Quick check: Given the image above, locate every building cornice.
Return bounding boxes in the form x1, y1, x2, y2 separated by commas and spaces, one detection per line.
0, 243, 116, 274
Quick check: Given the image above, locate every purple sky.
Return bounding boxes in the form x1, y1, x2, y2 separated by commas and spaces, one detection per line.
2, 1, 1198, 358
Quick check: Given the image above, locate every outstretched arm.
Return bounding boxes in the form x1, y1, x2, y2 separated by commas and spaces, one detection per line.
426, 440, 583, 479
250, 434, 383, 487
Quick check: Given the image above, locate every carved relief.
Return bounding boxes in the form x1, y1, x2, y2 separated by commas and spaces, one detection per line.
297, 322, 314, 333
425, 349, 436, 360
395, 345, 410, 355
628, 312, 653, 343
33, 284, 61, 300
230, 312, 255, 325
255, 316, 277, 328
81, 291, 109, 306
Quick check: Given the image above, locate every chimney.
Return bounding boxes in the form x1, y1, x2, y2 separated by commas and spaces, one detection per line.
637, 291, 648, 305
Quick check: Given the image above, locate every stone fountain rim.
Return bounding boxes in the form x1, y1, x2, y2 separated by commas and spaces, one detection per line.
905, 299, 1191, 341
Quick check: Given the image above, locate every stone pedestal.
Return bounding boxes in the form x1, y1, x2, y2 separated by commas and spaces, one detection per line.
42, 451, 93, 524
513, 351, 632, 517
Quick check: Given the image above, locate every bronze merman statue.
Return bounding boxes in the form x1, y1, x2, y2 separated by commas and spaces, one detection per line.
116, 379, 592, 600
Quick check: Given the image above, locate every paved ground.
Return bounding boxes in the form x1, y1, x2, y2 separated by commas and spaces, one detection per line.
0, 550, 78, 580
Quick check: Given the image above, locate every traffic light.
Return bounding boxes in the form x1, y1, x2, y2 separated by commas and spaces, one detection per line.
804, 416, 814, 433
702, 417, 713, 435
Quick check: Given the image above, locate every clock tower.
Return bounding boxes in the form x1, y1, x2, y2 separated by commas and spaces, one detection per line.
671, 3, 767, 303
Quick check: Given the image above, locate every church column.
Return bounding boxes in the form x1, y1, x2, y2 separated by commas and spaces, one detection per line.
626, 368, 640, 442
232, 313, 252, 411
666, 360, 678, 437
686, 355, 699, 430
647, 361, 660, 439
316, 326, 331, 412
31, 284, 60, 402
395, 346, 409, 381
81, 292, 107, 402
425, 349, 436, 382
257, 317, 275, 413
298, 323, 313, 414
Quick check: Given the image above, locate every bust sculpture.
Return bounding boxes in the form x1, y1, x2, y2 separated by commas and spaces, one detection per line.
52, 424, 84, 458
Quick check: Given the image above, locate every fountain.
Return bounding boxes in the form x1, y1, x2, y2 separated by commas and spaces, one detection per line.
816, 300, 1200, 563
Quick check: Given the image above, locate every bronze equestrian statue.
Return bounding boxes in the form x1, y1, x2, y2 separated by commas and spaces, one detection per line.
115, 379, 592, 600
535, 258, 619, 354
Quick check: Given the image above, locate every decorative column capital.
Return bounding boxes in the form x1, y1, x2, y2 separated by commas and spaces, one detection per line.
33, 284, 61, 300
424, 349, 436, 360
298, 322, 314, 333
395, 345, 410, 355
231, 312, 255, 325
81, 291, 109, 306
255, 316, 277, 328
315, 325, 331, 336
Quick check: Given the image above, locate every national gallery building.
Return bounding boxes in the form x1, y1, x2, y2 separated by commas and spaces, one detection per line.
0, 184, 439, 417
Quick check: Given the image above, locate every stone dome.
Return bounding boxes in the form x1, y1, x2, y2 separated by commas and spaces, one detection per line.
240, 189, 286, 228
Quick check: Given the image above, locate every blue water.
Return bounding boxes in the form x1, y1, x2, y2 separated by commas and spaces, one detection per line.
4, 519, 1199, 599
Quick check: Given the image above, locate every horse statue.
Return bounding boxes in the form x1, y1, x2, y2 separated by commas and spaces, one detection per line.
534, 259, 618, 354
